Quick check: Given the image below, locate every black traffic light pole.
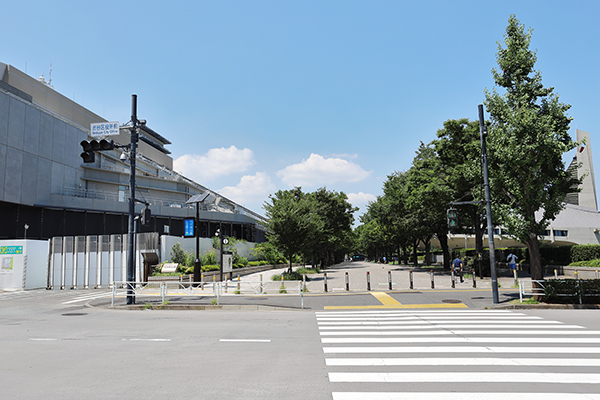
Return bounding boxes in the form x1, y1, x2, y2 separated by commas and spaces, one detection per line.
478, 104, 499, 304
126, 95, 140, 305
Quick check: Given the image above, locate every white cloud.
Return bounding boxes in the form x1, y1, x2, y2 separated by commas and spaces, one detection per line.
347, 192, 376, 207
277, 153, 372, 187
217, 172, 276, 207
173, 146, 255, 182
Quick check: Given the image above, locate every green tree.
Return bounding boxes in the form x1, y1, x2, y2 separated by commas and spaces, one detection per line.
263, 188, 323, 273
309, 188, 357, 267
485, 15, 580, 285
434, 119, 488, 270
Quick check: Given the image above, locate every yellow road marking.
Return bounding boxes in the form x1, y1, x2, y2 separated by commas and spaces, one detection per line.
324, 291, 468, 309
371, 291, 403, 307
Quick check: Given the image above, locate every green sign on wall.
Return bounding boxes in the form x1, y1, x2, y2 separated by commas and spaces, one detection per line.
0, 246, 23, 255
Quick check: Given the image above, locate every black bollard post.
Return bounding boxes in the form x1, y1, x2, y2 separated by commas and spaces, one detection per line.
367, 271, 371, 291
430, 270, 435, 289
324, 272, 328, 292
451, 270, 455, 289
345, 272, 349, 291
472, 269, 476, 288
388, 270, 392, 291
409, 271, 413, 289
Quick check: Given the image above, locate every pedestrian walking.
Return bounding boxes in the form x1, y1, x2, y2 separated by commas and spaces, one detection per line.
452, 256, 463, 274
507, 253, 518, 270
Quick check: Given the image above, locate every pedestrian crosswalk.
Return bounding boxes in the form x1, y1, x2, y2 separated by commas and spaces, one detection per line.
316, 309, 600, 399
0, 288, 112, 305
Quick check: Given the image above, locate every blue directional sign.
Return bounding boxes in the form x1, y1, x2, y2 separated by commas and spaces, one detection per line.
184, 219, 195, 237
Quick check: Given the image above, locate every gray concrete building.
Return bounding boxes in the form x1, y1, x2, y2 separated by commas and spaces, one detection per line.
0, 62, 265, 242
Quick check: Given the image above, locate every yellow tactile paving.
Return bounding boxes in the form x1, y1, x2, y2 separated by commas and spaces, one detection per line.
324, 291, 468, 309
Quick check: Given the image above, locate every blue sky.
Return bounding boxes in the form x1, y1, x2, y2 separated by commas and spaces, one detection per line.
4, 0, 600, 220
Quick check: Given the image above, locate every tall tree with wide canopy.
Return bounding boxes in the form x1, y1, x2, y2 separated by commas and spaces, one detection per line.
435, 119, 488, 272
485, 15, 580, 284
263, 188, 323, 273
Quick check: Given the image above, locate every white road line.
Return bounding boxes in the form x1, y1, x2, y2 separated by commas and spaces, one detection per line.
316, 310, 516, 315
328, 371, 600, 383
332, 393, 600, 400
319, 324, 575, 330
122, 338, 171, 342
219, 339, 271, 343
62, 292, 112, 304
29, 338, 58, 341
320, 330, 600, 336
326, 357, 600, 367
322, 336, 600, 344
317, 319, 543, 325
319, 320, 556, 327
323, 346, 600, 354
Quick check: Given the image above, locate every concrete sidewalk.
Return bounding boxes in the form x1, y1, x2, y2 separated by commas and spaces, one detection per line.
238, 260, 545, 292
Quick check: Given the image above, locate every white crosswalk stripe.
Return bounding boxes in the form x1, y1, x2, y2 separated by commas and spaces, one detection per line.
0, 288, 112, 304
317, 309, 600, 399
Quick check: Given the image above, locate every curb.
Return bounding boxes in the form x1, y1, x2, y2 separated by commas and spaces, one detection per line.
110, 304, 308, 311
494, 303, 600, 310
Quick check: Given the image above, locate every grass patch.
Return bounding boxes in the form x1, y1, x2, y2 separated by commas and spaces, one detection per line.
144, 302, 152, 310
211, 299, 217, 305
296, 267, 320, 274
511, 297, 540, 304
272, 271, 304, 281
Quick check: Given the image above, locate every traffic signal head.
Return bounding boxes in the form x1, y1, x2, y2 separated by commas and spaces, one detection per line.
80, 139, 115, 163
447, 208, 458, 229
99, 139, 115, 150
141, 207, 151, 226
80, 140, 95, 163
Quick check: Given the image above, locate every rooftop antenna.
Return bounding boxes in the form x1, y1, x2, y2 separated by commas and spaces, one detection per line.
48, 63, 52, 87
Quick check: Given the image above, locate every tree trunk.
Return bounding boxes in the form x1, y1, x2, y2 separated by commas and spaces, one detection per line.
424, 238, 431, 266
412, 240, 419, 267
526, 232, 543, 300
438, 233, 450, 270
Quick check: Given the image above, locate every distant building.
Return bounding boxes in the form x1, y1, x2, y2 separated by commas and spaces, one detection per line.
0, 62, 266, 242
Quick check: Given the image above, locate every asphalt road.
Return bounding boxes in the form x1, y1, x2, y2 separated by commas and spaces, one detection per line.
2, 287, 600, 399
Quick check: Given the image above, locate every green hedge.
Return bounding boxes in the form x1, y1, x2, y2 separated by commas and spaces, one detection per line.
544, 279, 600, 304
569, 259, 600, 268
248, 260, 270, 267
571, 245, 600, 263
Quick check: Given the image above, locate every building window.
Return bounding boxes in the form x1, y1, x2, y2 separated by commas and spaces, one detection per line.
542, 230, 550, 236
553, 230, 568, 237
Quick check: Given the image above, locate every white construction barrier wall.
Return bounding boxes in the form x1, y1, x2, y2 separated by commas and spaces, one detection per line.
0, 240, 49, 290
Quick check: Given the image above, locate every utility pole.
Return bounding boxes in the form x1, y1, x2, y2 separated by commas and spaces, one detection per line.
127, 95, 140, 305
478, 104, 499, 304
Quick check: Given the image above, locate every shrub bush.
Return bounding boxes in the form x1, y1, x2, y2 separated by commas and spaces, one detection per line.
248, 260, 271, 267
543, 279, 600, 304
272, 271, 304, 281
569, 259, 600, 268
201, 264, 220, 272
202, 251, 216, 266
571, 245, 600, 263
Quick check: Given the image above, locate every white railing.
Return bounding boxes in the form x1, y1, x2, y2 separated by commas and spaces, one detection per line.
111, 280, 305, 308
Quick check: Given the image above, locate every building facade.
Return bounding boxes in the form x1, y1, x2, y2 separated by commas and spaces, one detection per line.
0, 62, 266, 242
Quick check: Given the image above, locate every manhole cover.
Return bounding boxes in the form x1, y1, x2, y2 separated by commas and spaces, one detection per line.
62, 313, 88, 316
441, 299, 462, 304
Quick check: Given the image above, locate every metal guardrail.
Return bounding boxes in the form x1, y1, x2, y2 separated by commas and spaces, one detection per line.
111, 280, 305, 308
